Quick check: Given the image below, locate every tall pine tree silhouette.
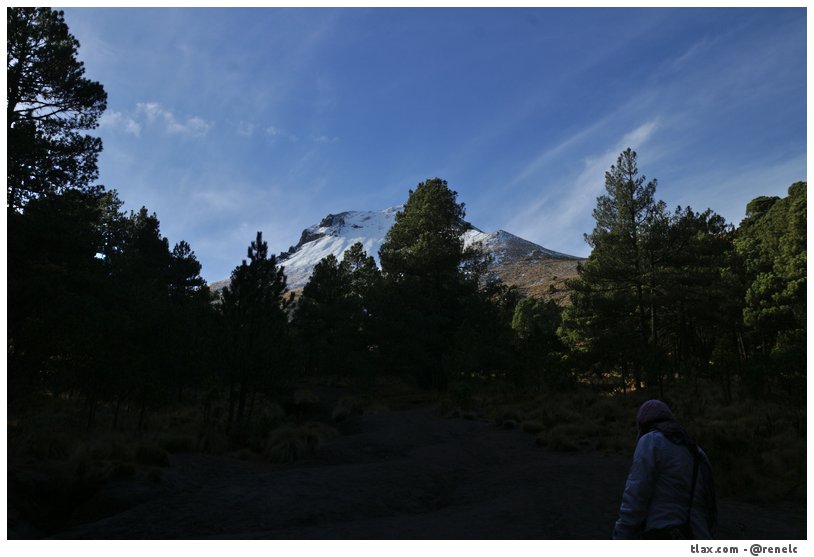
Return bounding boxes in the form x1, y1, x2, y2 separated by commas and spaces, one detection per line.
222, 232, 290, 429
7, 8, 107, 210
379, 178, 473, 389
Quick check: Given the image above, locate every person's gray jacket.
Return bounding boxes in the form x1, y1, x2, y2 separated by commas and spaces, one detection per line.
613, 430, 714, 539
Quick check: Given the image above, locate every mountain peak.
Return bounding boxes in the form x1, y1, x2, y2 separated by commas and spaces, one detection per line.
275, 207, 401, 289
211, 206, 580, 292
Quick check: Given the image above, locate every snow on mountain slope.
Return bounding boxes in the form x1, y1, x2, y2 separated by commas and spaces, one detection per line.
276, 207, 401, 290
210, 207, 581, 292
462, 228, 579, 265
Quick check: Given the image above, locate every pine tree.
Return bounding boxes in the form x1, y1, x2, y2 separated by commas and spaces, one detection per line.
295, 254, 349, 377
658, 206, 735, 394
107, 208, 174, 429
379, 178, 473, 389
339, 243, 383, 383
8, 8, 107, 210
294, 243, 384, 381
734, 182, 806, 395
169, 240, 209, 303
564, 148, 663, 389
166, 241, 211, 401
380, 178, 468, 282
221, 232, 290, 429
7, 187, 108, 400
340, 241, 381, 303
511, 298, 569, 390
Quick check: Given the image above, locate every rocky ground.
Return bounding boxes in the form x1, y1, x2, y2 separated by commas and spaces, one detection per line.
27, 405, 805, 540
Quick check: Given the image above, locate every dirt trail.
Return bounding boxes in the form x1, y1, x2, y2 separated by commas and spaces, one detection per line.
50, 407, 805, 539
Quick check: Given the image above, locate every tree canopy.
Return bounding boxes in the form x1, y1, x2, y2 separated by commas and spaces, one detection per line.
734, 182, 806, 394
7, 7, 107, 210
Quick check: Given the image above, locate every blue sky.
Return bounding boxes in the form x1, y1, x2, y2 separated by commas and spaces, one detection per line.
62, 8, 806, 283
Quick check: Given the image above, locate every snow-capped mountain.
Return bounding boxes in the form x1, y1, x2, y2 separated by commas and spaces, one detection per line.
462, 228, 579, 266
210, 207, 582, 294
276, 207, 401, 290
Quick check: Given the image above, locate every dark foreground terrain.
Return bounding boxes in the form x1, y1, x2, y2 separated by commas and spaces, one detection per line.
19, 406, 804, 540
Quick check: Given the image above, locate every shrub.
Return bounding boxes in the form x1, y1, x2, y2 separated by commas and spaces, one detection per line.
196, 429, 230, 454
147, 467, 162, 483
538, 427, 580, 452
501, 408, 524, 423
110, 462, 136, 478
264, 422, 339, 464
333, 396, 387, 422
89, 437, 133, 462
156, 433, 195, 453
337, 396, 365, 414
535, 420, 601, 452
235, 448, 255, 461
135, 444, 170, 467
68, 447, 92, 479
365, 402, 389, 415
293, 389, 320, 406
26, 432, 76, 460
331, 404, 351, 422
264, 402, 286, 422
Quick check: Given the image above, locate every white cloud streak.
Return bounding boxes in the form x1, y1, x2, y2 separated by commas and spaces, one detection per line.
506, 120, 660, 256
266, 125, 298, 142
136, 102, 212, 137
511, 115, 615, 187
310, 134, 338, 144
98, 103, 213, 138
237, 121, 255, 136
99, 110, 142, 136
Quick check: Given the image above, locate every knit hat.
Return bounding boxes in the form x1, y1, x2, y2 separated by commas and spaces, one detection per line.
636, 399, 675, 432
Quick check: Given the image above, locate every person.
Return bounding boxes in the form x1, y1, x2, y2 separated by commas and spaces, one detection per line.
613, 399, 717, 539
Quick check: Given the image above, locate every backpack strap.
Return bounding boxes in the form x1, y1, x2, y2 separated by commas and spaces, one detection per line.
683, 444, 700, 539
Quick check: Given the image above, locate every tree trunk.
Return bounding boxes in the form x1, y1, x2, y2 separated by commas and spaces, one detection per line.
112, 391, 125, 431
725, 342, 733, 404
248, 390, 258, 422
86, 396, 97, 430
236, 366, 253, 429
138, 391, 147, 432
227, 376, 236, 432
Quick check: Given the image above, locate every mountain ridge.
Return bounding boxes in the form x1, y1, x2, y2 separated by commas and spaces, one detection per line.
209, 207, 583, 297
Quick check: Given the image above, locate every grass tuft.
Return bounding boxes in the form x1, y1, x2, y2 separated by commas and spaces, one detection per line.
264, 422, 339, 464
521, 421, 543, 434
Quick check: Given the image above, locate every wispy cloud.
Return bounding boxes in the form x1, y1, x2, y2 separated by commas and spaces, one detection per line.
99, 110, 142, 136
506, 120, 661, 256
310, 134, 338, 144
266, 125, 298, 142
669, 35, 720, 72
511, 115, 615, 187
237, 121, 255, 136
136, 102, 212, 137
191, 188, 245, 214
168, 173, 322, 282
